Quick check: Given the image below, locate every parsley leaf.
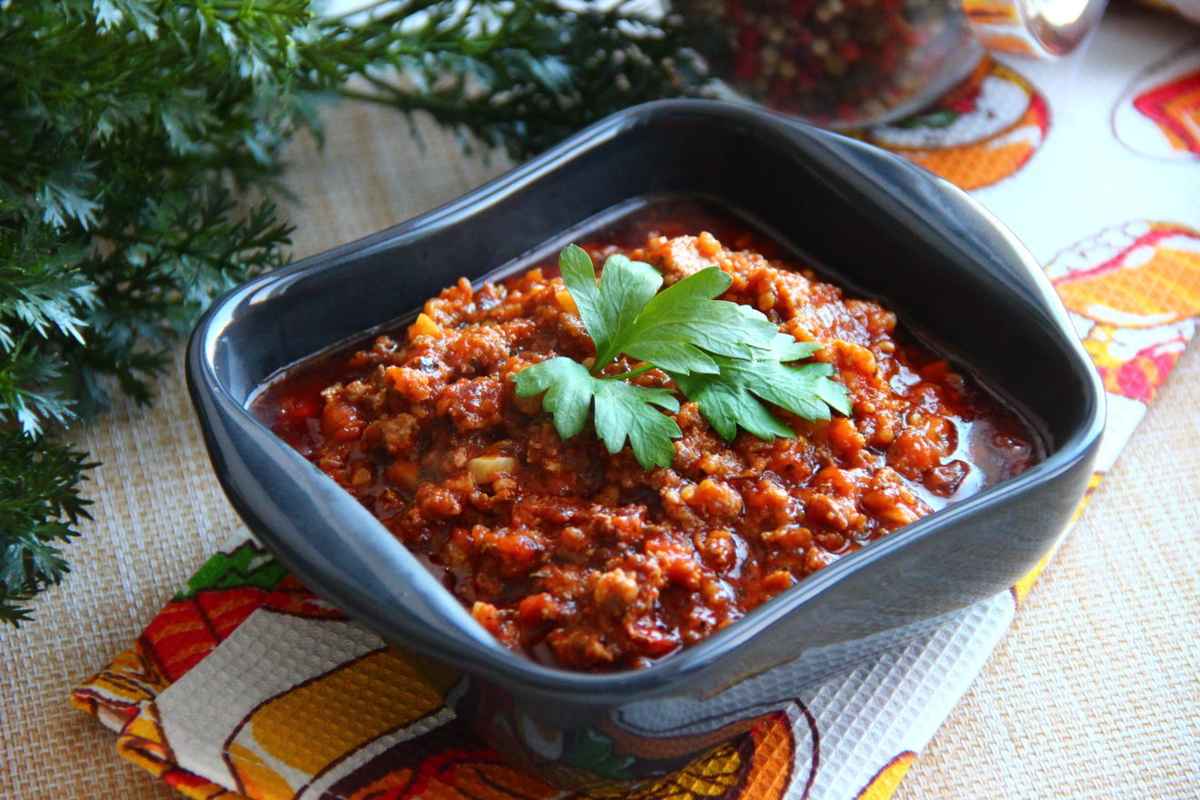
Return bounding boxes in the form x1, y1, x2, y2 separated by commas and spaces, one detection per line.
616, 268, 780, 374
513, 356, 597, 439
559, 244, 779, 374
671, 355, 852, 441
559, 245, 663, 369
513, 356, 681, 469
514, 245, 850, 469
591, 378, 683, 469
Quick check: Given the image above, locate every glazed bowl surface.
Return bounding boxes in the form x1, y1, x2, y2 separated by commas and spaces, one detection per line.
187, 99, 1104, 791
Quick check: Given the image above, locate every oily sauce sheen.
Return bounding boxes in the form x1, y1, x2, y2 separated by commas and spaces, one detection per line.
255, 208, 1040, 672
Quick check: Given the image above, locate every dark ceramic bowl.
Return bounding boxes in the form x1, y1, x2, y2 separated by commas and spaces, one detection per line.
187, 100, 1104, 792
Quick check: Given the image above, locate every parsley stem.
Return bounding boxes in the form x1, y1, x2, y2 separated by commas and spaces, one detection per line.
605, 364, 655, 381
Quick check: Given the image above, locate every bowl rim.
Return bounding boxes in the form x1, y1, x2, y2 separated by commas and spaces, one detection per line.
188, 99, 1107, 697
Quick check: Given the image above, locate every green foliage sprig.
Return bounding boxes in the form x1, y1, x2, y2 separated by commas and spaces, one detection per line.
514, 246, 850, 469
0, 0, 709, 624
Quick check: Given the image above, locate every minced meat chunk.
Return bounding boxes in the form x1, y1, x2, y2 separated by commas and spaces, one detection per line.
261, 229, 1038, 671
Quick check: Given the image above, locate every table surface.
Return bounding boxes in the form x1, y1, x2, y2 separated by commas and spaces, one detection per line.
1, 101, 1196, 800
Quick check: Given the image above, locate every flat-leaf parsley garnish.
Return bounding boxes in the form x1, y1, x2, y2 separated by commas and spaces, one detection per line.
513, 245, 851, 469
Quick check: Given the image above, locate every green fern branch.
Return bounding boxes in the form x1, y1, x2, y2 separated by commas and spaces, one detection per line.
0, 0, 711, 623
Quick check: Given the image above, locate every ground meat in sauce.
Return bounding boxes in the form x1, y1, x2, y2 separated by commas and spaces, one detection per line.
262, 231, 1038, 671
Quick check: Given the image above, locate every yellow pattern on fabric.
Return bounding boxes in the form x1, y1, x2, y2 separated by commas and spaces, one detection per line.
238, 648, 451, 778
115, 704, 173, 778
854, 752, 916, 800
70, 641, 169, 722
228, 742, 297, 800
864, 63, 1048, 191
592, 742, 744, 800
737, 714, 794, 800
1055, 230, 1200, 326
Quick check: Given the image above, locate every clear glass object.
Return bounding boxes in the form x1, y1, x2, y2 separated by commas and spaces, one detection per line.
681, 0, 1108, 128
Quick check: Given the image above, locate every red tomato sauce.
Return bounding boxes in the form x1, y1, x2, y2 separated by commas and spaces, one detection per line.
252, 203, 1040, 671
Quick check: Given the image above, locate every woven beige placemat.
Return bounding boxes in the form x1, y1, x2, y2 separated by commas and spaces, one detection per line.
1, 96, 1197, 799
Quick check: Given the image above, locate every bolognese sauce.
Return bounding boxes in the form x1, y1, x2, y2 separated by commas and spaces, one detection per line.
254, 208, 1039, 671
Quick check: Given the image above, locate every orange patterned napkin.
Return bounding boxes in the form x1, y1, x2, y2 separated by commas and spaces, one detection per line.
72, 9, 1200, 800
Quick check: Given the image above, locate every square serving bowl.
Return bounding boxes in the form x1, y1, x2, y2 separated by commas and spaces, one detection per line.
187, 100, 1104, 791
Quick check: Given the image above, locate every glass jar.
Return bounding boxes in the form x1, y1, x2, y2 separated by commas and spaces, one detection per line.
680, 0, 1108, 128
